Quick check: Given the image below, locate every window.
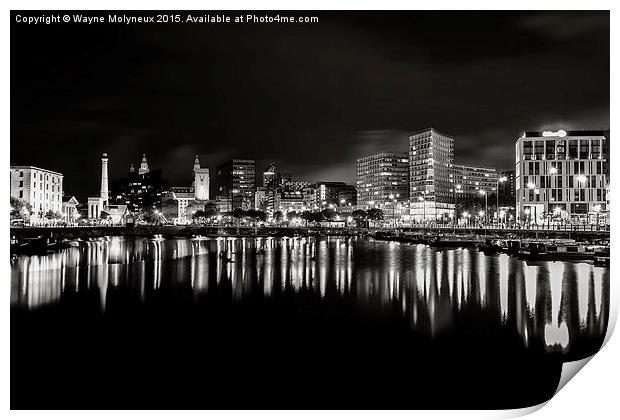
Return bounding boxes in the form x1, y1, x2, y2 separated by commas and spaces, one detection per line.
579, 140, 589, 159
592, 140, 601, 157
19, 191, 23, 198
568, 140, 578, 159
523, 141, 533, 160
545, 141, 555, 160
534, 141, 544, 160
19, 180, 23, 187
556, 141, 566, 160
19, 171, 23, 177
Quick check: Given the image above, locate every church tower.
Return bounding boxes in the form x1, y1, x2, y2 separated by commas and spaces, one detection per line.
193, 155, 210, 201
193, 155, 201, 175
138, 154, 150, 175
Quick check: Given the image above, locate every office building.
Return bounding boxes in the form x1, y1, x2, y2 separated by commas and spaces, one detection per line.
356, 152, 409, 209
515, 129, 609, 225
409, 128, 454, 221
262, 163, 280, 213
213, 159, 256, 210
499, 169, 516, 208
316, 181, 355, 208
109, 154, 169, 214
450, 163, 499, 215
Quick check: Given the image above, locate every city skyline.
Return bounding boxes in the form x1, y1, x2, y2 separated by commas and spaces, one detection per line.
10, 8, 612, 411
10, 11, 609, 200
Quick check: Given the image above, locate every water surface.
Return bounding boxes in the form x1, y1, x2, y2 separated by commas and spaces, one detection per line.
11, 236, 609, 409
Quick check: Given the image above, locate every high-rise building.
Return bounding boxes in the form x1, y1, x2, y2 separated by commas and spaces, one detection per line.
515, 129, 609, 225
10, 165, 64, 221
262, 163, 280, 213
316, 181, 356, 208
302, 185, 317, 210
337, 185, 357, 207
213, 159, 256, 210
409, 128, 454, 221
110, 155, 169, 213
499, 169, 516, 208
356, 152, 409, 209
450, 163, 498, 216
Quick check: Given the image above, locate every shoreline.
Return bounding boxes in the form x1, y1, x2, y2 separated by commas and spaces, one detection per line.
10, 225, 610, 241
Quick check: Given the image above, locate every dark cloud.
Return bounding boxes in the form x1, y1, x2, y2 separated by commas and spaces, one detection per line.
10, 11, 609, 200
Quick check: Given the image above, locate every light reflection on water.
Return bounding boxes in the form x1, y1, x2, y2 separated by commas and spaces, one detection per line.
11, 236, 609, 359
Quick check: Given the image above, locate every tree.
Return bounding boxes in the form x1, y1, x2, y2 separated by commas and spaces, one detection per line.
273, 211, 283, 225
352, 209, 367, 222
138, 208, 160, 224
232, 208, 246, 220
367, 208, 384, 221
286, 210, 299, 221
10, 197, 32, 221
300, 210, 314, 226
321, 208, 337, 221
246, 209, 267, 223
45, 210, 63, 220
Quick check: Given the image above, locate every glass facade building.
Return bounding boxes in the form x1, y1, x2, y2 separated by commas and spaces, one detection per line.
515, 130, 609, 225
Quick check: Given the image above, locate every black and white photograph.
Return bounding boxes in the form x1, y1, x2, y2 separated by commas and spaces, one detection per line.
7, 6, 614, 413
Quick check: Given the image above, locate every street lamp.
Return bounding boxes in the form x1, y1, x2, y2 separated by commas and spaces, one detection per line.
388, 194, 396, 227
526, 182, 539, 226
463, 211, 471, 227
593, 204, 602, 229
418, 191, 427, 224
497, 176, 507, 227
524, 208, 531, 226
546, 167, 557, 229
479, 189, 488, 227
453, 184, 462, 228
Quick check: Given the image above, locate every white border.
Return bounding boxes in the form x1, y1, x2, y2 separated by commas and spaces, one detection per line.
3, 1, 617, 418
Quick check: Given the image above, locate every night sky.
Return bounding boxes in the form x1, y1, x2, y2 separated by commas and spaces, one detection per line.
11, 11, 609, 201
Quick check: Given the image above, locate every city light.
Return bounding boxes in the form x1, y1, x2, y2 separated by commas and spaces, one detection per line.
549, 167, 557, 175
577, 175, 587, 184
527, 182, 536, 189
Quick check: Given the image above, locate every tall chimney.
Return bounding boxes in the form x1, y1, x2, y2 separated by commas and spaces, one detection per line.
101, 153, 109, 206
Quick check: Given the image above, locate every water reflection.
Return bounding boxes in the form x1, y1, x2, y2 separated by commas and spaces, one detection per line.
11, 236, 609, 360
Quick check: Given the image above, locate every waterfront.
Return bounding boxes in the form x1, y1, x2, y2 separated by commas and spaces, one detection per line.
11, 236, 609, 409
